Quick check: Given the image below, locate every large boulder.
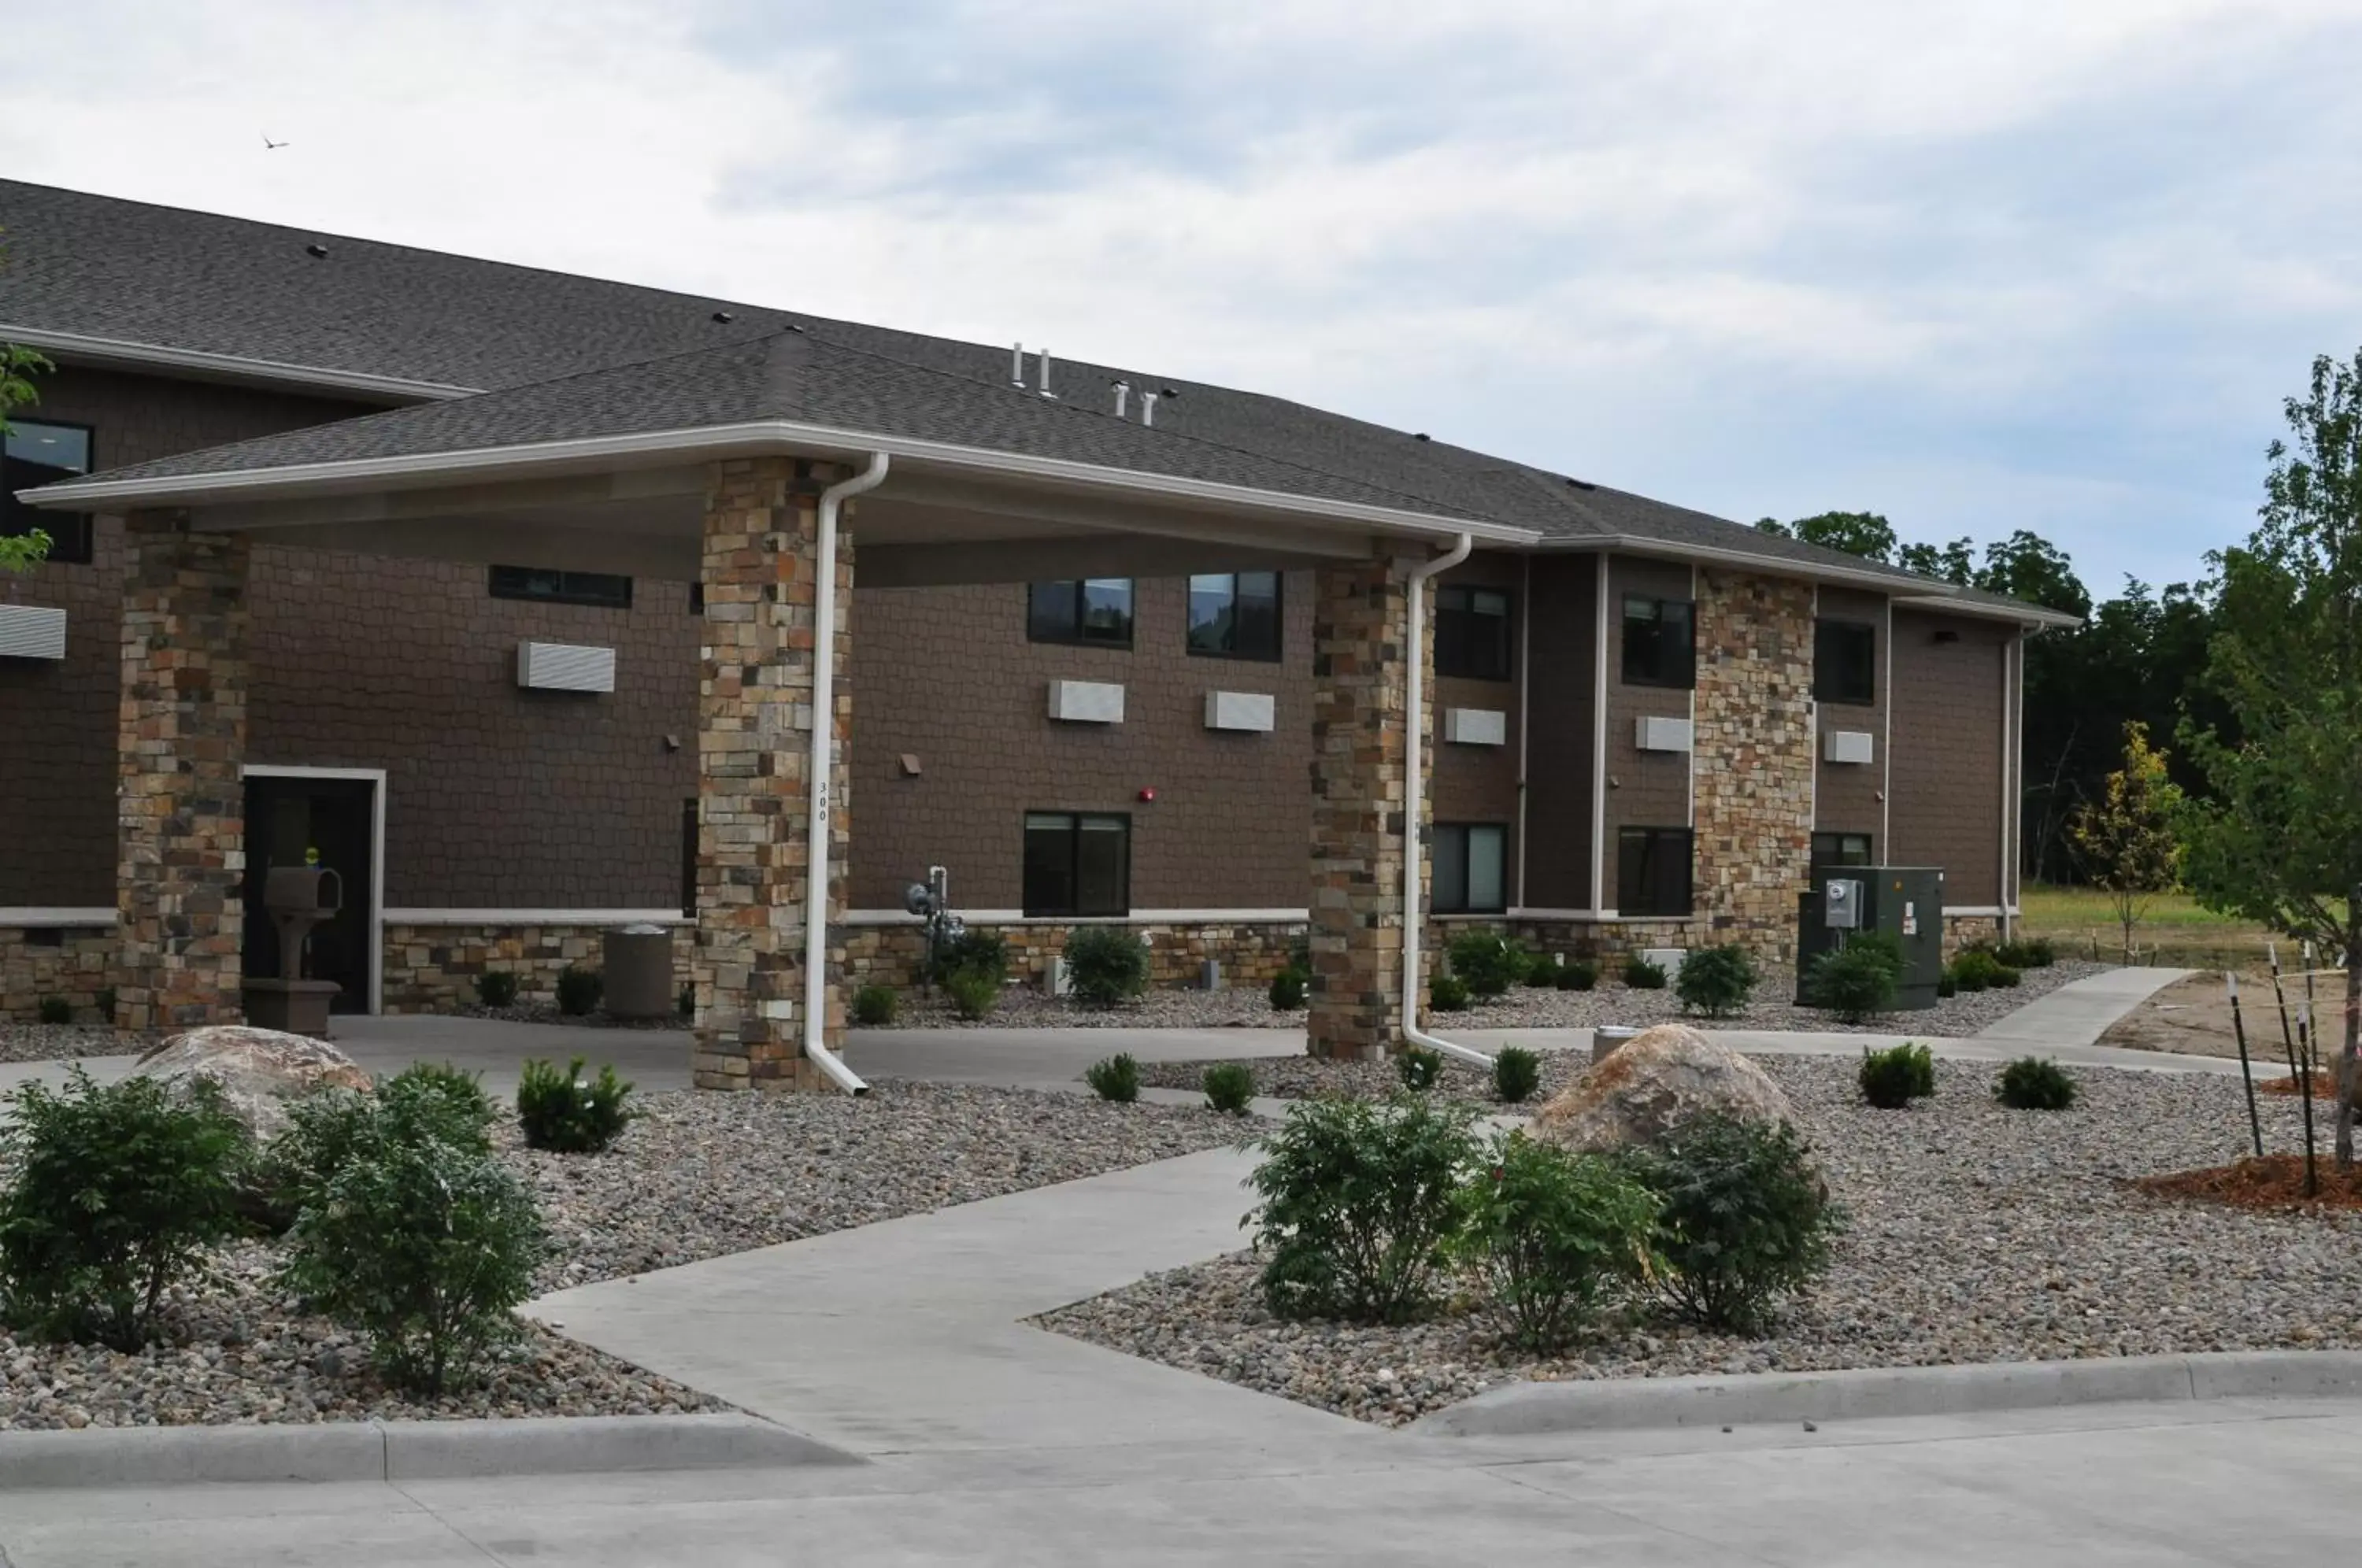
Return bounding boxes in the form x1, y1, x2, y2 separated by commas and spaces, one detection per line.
1532, 1023, 1795, 1155
128, 1025, 372, 1142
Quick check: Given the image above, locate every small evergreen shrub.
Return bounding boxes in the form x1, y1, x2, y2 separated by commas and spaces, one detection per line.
1990, 963, 2023, 989
554, 966, 602, 1017
1522, 949, 1561, 988
1556, 957, 1599, 992
1064, 926, 1149, 1008
1626, 1113, 1838, 1334
945, 967, 1000, 1021
1623, 954, 1668, 990
1675, 944, 1757, 1017
1246, 1095, 1478, 1323
1491, 1045, 1542, 1104
1809, 937, 1901, 1022
677, 983, 694, 1018
1268, 967, 1309, 1011
1084, 1052, 1141, 1104
1203, 1062, 1256, 1115
96, 986, 117, 1023
1997, 1056, 2077, 1110
516, 1058, 637, 1154
35, 997, 71, 1026
1457, 1131, 1660, 1352
473, 971, 519, 1009
933, 930, 1009, 988
0, 1068, 249, 1349
1947, 949, 2005, 993
851, 984, 898, 1026
1857, 1042, 1935, 1109
1398, 1046, 1444, 1092
1430, 974, 1471, 1012
262, 1063, 497, 1230
1446, 931, 1523, 1000
1935, 972, 1958, 999
1994, 937, 2056, 970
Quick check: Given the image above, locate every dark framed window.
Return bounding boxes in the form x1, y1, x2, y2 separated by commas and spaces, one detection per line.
2, 419, 95, 565
1435, 585, 1512, 680
1028, 579, 1134, 646
1616, 827, 1694, 916
1814, 619, 1877, 705
1432, 823, 1508, 914
1620, 594, 1694, 688
1022, 811, 1132, 916
1811, 831, 1873, 868
489, 564, 633, 609
1186, 571, 1282, 660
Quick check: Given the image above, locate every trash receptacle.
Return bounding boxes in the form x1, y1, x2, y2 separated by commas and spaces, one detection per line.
602, 923, 676, 1019
1591, 1025, 1641, 1064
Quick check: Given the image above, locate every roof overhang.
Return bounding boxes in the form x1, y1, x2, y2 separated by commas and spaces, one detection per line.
0, 324, 478, 405
1535, 534, 2077, 627
1890, 592, 2082, 631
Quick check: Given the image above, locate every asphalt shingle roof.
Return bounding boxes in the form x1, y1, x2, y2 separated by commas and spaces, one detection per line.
1, 178, 2054, 611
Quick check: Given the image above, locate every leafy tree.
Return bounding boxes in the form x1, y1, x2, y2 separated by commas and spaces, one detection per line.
1898, 536, 1975, 584
2066, 722, 2183, 960
1754, 511, 1899, 563
1975, 529, 2092, 619
0, 229, 55, 575
2180, 348, 2362, 1166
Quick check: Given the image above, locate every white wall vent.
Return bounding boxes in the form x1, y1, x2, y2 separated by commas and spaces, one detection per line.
1444, 707, 1508, 747
0, 605, 66, 661
1204, 690, 1275, 732
516, 641, 616, 693
1823, 729, 1875, 765
1634, 716, 1694, 753
1048, 679, 1125, 724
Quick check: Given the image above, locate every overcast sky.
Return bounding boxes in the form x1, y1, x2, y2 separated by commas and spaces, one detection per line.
9, 0, 2360, 597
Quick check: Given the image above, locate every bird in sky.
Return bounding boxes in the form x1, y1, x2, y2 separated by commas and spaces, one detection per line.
262, 133, 288, 150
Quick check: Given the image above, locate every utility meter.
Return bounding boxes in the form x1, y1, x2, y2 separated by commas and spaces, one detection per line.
1823, 878, 1863, 930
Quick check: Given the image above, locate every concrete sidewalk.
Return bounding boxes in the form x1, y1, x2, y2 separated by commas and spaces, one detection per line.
1972, 963, 2191, 1048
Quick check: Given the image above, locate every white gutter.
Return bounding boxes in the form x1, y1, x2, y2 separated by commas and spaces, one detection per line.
805, 453, 891, 1096
1402, 533, 1494, 1070
0, 324, 477, 404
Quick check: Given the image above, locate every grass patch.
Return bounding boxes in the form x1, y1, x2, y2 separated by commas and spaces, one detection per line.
2016, 885, 2275, 967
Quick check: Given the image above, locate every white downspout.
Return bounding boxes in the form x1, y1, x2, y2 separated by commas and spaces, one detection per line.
1403, 533, 1494, 1068
804, 452, 890, 1095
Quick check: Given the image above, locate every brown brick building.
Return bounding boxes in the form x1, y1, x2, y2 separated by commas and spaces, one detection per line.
0, 181, 2068, 1074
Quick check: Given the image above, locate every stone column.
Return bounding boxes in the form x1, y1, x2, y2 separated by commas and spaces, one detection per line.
690, 457, 854, 1091
117, 512, 250, 1032
1691, 568, 1816, 962
1306, 552, 1432, 1059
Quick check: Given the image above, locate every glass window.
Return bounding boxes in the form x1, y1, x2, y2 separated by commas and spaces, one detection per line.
489, 564, 633, 609
1022, 811, 1132, 916
1028, 579, 1135, 646
1814, 619, 1877, 705
1186, 571, 1282, 660
1, 419, 95, 565
1616, 827, 1694, 916
1811, 831, 1873, 868
1620, 595, 1695, 688
1435, 585, 1512, 680
1433, 823, 1508, 914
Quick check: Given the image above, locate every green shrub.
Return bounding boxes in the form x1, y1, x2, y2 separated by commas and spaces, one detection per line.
1203, 1062, 1256, 1115
96, 986, 117, 1023
1064, 926, 1149, 1008
851, 984, 898, 1026
516, 1058, 637, 1154
677, 983, 694, 1019
1457, 1131, 1660, 1352
1857, 1042, 1935, 1109
1491, 1045, 1542, 1104
1996, 1056, 2076, 1110
0, 1069, 249, 1349
1288, 934, 1312, 974
1446, 930, 1523, 999
1430, 974, 1471, 1012
1994, 937, 2055, 970
1398, 1046, 1444, 1092
1085, 1052, 1141, 1104
944, 967, 999, 1021
1947, 949, 2005, 993
1990, 963, 2023, 989
1675, 944, 1757, 1017
1935, 972, 1958, 999
1809, 937, 1901, 1022
1268, 967, 1309, 1011
1623, 954, 1668, 990
1522, 949, 1561, 988
280, 1134, 543, 1396
1626, 1113, 1838, 1334
1556, 957, 1599, 992
35, 996, 71, 1026
264, 1063, 497, 1228
1246, 1095, 1478, 1323
554, 966, 602, 1017
473, 971, 519, 1009
933, 930, 1009, 988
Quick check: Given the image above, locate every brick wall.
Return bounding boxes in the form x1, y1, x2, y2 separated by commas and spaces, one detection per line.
1889, 610, 2012, 908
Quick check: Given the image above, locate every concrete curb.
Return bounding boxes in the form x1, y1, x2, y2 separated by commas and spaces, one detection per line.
1411, 1352, 2362, 1437
0, 1412, 864, 1489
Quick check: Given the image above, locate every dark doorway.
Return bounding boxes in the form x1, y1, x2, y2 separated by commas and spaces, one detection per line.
242, 774, 376, 1013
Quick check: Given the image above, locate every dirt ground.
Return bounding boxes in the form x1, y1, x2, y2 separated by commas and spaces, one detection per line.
2101, 969, 2351, 1063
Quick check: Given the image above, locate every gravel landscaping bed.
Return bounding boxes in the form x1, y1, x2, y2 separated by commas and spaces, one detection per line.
1038, 1055, 2362, 1427
455, 1004, 689, 1030
0, 1023, 158, 1065
868, 987, 1293, 1030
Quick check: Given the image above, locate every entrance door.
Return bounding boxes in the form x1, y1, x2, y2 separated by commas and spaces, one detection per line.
242, 775, 376, 1013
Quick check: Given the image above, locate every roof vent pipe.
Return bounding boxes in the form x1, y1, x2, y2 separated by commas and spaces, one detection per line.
1011, 343, 1025, 389
1112, 380, 1131, 419
1140, 390, 1159, 427
1038, 348, 1057, 400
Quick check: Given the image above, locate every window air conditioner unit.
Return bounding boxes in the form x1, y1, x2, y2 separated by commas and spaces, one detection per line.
1635, 716, 1694, 753
516, 641, 616, 693
1823, 730, 1875, 765
1204, 690, 1275, 732
0, 605, 66, 661
1443, 707, 1508, 746
1049, 679, 1125, 723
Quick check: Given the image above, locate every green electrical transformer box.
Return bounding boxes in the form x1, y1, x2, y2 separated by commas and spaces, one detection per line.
1794, 867, 1946, 1011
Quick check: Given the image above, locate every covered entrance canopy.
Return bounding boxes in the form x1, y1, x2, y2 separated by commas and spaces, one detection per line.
24, 327, 1538, 1091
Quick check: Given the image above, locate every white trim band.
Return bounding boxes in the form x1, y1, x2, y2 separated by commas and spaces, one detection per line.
842, 908, 1309, 927
0, 908, 117, 928
383, 908, 693, 927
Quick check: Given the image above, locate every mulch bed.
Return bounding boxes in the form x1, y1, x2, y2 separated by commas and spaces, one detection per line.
2134, 1156, 2362, 1212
